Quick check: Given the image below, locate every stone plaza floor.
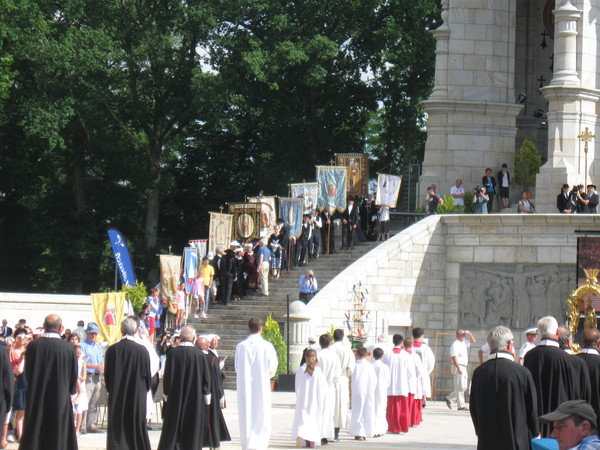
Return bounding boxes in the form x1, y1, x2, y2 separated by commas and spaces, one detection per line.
6, 390, 478, 449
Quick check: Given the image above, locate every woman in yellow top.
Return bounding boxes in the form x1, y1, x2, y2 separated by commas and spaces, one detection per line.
199, 256, 214, 317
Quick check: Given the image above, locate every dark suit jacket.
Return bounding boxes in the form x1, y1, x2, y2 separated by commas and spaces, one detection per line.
0, 327, 11, 338
342, 204, 360, 227
557, 192, 572, 213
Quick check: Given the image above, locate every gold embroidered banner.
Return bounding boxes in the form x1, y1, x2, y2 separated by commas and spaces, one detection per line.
248, 196, 277, 236
160, 255, 181, 313
228, 202, 262, 241
90, 292, 126, 345
209, 213, 233, 253
335, 153, 369, 198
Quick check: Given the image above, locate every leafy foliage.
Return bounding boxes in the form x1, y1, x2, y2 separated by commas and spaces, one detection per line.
514, 139, 542, 192
436, 195, 458, 214
121, 282, 149, 314
262, 315, 288, 379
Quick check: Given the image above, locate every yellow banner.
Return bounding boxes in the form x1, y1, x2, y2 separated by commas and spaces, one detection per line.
90, 292, 126, 345
160, 255, 182, 314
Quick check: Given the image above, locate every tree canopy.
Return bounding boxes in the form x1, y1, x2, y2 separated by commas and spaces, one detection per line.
0, 0, 440, 293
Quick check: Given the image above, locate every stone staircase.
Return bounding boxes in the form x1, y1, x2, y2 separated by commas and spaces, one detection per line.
187, 240, 381, 389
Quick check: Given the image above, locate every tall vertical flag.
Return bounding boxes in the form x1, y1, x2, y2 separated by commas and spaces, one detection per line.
316, 166, 347, 213
184, 247, 199, 294
107, 228, 136, 287
375, 174, 402, 207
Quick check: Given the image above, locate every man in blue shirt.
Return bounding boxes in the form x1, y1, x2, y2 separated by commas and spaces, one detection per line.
540, 400, 600, 450
298, 270, 318, 304
256, 237, 271, 296
80, 322, 104, 433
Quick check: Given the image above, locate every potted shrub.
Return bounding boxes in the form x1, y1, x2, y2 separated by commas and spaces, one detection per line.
121, 281, 148, 313
514, 139, 542, 196
261, 315, 288, 389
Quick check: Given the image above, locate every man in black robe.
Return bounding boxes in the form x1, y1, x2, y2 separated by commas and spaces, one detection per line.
524, 316, 588, 437
341, 197, 360, 250
158, 326, 211, 450
558, 326, 591, 403
470, 326, 538, 450
197, 336, 231, 448
105, 317, 151, 450
0, 342, 12, 448
19, 314, 78, 450
577, 328, 600, 431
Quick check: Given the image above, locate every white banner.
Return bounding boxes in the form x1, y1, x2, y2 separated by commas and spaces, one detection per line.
375, 174, 401, 207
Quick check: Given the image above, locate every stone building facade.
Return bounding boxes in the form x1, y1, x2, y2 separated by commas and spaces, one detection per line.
420, 0, 600, 212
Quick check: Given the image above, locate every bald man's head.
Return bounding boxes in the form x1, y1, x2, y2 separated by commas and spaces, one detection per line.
43, 314, 62, 332
196, 336, 209, 349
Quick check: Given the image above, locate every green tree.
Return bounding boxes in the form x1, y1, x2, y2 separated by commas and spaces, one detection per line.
514, 139, 542, 192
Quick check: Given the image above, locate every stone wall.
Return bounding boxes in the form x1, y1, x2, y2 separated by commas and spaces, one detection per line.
308, 213, 599, 397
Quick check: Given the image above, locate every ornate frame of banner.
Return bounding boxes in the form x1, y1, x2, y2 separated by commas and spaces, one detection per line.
279, 197, 304, 239
335, 153, 369, 198
90, 292, 127, 345
567, 268, 600, 352
316, 165, 348, 213
209, 213, 233, 253
248, 196, 277, 236
289, 183, 319, 215
160, 255, 182, 315
228, 203, 262, 241
375, 173, 402, 208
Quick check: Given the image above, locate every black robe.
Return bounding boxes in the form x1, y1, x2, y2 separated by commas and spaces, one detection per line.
0, 344, 12, 429
105, 338, 151, 450
567, 351, 592, 402
524, 341, 585, 437
470, 355, 538, 450
203, 350, 231, 448
577, 349, 600, 430
158, 344, 211, 450
19, 334, 78, 450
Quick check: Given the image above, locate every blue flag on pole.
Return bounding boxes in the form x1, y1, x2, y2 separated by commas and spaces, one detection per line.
107, 228, 137, 287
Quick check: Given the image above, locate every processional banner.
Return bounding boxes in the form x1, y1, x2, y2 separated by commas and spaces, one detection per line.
248, 196, 277, 236
335, 153, 369, 198
228, 203, 262, 241
90, 292, 126, 345
188, 239, 207, 257
316, 166, 347, 213
183, 248, 198, 295
160, 255, 181, 314
279, 197, 303, 239
289, 183, 318, 215
106, 228, 136, 287
375, 174, 402, 208
209, 213, 233, 254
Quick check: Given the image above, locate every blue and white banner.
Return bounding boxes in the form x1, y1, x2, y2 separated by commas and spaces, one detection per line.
317, 166, 347, 213
289, 183, 318, 215
279, 197, 304, 239
107, 228, 136, 287
183, 247, 199, 294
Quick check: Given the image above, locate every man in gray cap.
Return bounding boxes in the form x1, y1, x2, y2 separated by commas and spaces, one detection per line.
540, 400, 600, 450
80, 322, 104, 433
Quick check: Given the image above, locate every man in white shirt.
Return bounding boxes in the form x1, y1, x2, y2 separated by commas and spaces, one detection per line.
450, 179, 465, 212
518, 328, 537, 365
445, 329, 476, 410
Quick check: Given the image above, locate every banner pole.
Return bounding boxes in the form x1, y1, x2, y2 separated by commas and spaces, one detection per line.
286, 294, 290, 374
114, 264, 118, 291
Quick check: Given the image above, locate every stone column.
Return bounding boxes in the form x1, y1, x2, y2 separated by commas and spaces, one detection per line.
284, 300, 312, 370
535, 1, 600, 212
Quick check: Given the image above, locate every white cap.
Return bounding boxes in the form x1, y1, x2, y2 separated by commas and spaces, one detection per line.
525, 327, 537, 335
307, 335, 316, 343
230, 241, 240, 247
207, 252, 214, 259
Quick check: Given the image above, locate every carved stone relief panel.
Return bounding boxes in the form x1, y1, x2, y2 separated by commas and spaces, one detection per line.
459, 264, 576, 330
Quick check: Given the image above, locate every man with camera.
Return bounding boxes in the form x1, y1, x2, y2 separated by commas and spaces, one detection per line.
298, 270, 318, 304
473, 185, 489, 214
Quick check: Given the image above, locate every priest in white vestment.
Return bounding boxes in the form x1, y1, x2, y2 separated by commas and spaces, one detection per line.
349, 347, 376, 440
292, 349, 326, 447
412, 327, 435, 401
372, 347, 391, 437
317, 334, 341, 443
331, 329, 356, 440
235, 318, 279, 450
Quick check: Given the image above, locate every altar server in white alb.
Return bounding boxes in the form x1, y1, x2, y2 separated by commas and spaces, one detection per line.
372, 347, 390, 437
292, 349, 326, 448
317, 334, 341, 444
350, 347, 376, 441
404, 338, 427, 427
235, 318, 278, 450
331, 329, 356, 441
412, 327, 435, 404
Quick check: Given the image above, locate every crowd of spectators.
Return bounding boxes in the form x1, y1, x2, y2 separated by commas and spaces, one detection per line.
0, 315, 226, 446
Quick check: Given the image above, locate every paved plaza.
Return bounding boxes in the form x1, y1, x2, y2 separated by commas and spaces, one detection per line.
4, 390, 478, 450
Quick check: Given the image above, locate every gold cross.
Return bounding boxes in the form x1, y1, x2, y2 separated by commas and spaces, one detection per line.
578, 127, 596, 153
